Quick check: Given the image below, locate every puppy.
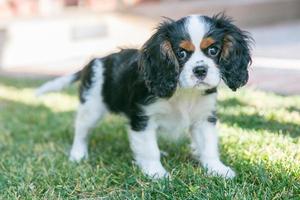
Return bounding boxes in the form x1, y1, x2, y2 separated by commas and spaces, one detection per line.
36, 14, 252, 179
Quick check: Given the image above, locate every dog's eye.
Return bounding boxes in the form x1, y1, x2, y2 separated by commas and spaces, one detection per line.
178, 50, 187, 60
208, 46, 219, 57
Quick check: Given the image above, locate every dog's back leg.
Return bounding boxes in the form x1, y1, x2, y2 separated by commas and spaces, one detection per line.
69, 99, 105, 161
69, 59, 106, 162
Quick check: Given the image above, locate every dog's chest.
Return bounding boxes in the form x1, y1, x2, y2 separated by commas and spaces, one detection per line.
145, 90, 216, 134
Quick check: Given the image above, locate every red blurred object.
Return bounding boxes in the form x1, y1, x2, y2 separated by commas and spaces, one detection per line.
64, 0, 79, 6
0, 0, 159, 19
0, 0, 37, 17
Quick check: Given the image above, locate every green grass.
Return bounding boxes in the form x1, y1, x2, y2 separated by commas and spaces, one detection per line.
1, 76, 300, 199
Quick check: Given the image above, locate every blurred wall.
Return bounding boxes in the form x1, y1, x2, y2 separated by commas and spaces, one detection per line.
1, 0, 300, 74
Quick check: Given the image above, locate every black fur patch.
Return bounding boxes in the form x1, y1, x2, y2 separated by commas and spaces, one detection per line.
204, 87, 217, 95
139, 18, 190, 98
207, 111, 217, 124
78, 49, 153, 131
101, 49, 152, 131
79, 59, 99, 103
72, 71, 82, 83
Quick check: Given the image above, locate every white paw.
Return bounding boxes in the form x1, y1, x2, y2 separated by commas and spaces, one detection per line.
203, 160, 236, 179
69, 145, 88, 162
137, 160, 169, 179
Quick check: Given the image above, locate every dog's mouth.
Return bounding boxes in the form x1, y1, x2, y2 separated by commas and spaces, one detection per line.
177, 77, 212, 89
194, 81, 211, 88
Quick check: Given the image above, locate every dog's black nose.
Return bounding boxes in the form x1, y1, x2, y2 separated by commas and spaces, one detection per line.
193, 65, 208, 79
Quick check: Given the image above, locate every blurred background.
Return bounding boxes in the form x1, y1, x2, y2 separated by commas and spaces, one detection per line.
0, 0, 300, 94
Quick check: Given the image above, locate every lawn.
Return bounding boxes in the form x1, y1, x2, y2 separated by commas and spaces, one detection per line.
0, 76, 300, 199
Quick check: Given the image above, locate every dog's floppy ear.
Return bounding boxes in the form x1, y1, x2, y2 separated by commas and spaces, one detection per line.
139, 20, 179, 98
214, 14, 253, 91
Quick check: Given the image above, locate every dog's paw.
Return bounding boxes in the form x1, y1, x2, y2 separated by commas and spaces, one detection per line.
203, 160, 236, 179
137, 160, 169, 179
69, 146, 88, 162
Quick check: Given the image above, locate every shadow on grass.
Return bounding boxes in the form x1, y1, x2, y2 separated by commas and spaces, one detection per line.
219, 112, 300, 137
218, 97, 248, 108
0, 98, 75, 143
0, 95, 132, 163
218, 98, 300, 138
287, 106, 300, 114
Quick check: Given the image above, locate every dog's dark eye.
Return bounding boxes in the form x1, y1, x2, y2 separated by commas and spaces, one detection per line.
208, 46, 219, 57
178, 50, 187, 60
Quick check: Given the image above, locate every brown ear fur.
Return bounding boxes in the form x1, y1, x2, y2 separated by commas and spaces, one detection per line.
160, 41, 179, 68
139, 22, 179, 98
221, 35, 234, 61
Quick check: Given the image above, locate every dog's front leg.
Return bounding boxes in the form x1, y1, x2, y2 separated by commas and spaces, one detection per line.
190, 120, 235, 179
128, 122, 169, 179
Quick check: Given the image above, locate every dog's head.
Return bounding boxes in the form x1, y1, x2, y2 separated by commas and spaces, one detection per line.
139, 14, 253, 97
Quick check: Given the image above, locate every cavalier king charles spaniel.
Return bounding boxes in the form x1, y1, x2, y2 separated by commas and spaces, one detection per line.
36, 14, 252, 179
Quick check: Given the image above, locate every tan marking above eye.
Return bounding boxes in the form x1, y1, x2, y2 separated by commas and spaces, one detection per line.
200, 37, 215, 49
179, 40, 195, 52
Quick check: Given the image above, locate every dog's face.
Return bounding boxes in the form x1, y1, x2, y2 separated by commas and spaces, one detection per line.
140, 14, 252, 98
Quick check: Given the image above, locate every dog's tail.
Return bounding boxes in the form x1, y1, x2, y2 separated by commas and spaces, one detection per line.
35, 71, 81, 96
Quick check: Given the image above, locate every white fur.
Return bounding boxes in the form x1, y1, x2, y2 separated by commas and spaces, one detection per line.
191, 120, 235, 178
179, 15, 221, 89
143, 88, 235, 179
69, 60, 107, 161
145, 89, 216, 139
129, 121, 169, 179
35, 74, 76, 96
187, 15, 207, 51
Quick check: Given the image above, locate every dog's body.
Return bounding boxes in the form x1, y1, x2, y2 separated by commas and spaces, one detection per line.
36, 14, 252, 179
